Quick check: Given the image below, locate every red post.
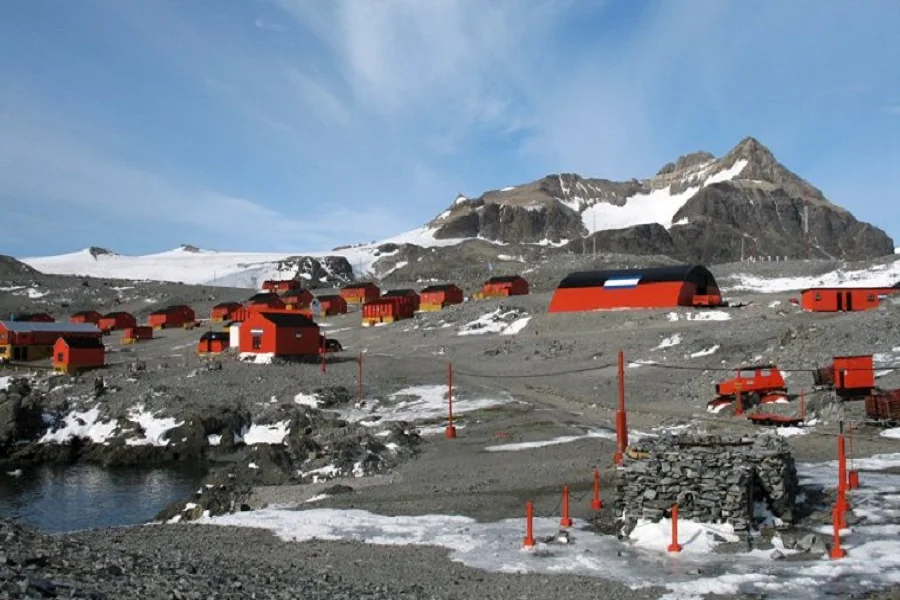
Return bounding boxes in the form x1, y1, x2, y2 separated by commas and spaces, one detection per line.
445, 362, 456, 439
848, 422, 859, 490
591, 468, 603, 511
800, 390, 806, 422
560, 485, 573, 528
358, 352, 363, 403
830, 503, 847, 559
838, 423, 847, 494
523, 501, 536, 549
735, 376, 744, 417
321, 332, 327, 373
667, 504, 682, 553
614, 350, 628, 465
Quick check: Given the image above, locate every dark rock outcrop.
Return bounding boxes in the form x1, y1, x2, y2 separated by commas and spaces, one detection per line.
271, 255, 354, 287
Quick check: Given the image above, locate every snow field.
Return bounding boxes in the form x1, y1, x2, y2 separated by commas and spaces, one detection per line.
731, 260, 900, 293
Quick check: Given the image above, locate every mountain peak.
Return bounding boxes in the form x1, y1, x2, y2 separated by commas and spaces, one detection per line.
724, 136, 777, 168
88, 246, 118, 259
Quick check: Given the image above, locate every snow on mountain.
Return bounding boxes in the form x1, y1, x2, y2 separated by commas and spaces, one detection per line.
580, 159, 747, 234
729, 258, 900, 293
21, 227, 475, 288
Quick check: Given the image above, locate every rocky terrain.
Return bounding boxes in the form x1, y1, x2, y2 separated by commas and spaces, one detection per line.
426, 137, 894, 262
2, 253, 900, 599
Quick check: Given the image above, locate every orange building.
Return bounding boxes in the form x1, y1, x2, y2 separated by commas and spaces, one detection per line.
53, 336, 105, 374
210, 302, 243, 322
382, 289, 420, 311
548, 265, 721, 313
148, 305, 196, 329
478, 275, 529, 298
281, 289, 315, 310
340, 282, 380, 305
247, 292, 286, 312
419, 284, 464, 312
315, 294, 348, 316
238, 311, 320, 357
800, 287, 897, 312
98, 312, 136, 333
197, 331, 230, 354
70, 310, 102, 325
0, 321, 102, 362
262, 279, 303, 293
362, 296, 416, 326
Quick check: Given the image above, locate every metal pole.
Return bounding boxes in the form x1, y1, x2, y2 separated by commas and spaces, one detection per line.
615, 350, 627, 465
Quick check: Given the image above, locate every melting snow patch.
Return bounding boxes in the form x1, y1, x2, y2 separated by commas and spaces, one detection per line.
39, 407, 119, 444
305, 494, 330, 504
629, 518, 739, 554
729, 259, 900, 293
237, 421, 290, 446
294, 392, 321, 408
337, 385, 511, 425
458, 309, 530, 336
881, 429, 900, 440
26, 288, 48, 299
240, 352, 275, 364
653, 334, 682, 350
775, 427, 809, 438
485, 429, 616, 452
124, 406, 184, 447
207, 434, 222, 446
628, 360, 658, 369
690, 345, 719, 358
0, 377, 11, 392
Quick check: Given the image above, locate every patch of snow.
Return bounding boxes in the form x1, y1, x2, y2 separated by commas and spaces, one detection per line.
690, 345, 719, 358
207, 434, 222, 446
248, 462, 259, 470
529, 238, 569, 248
0, 285, 25, 291
653, 334, 682, 350
294, 392, 321, 408
628, 360, 657, 369
25, 288, 48, 298
240, 352, 275, 364
775, 426, 809, 438
881, 429, 900, 440
673, 217, 689, 226
707, 402, 729, 414
629, 518, 739, 554
669, 310, 731, 322
124, 406, 184, 447
0, 377, 11, 392
6, 469, 23, 477
237, 421, 290, 445
458, 309, 530, 336
729, 259, 900, 293
768, 300, 782, 308
305, 494, 330, 503
485, 429, 616, 452
337, 385, 512, 425
39, 406, 119, 444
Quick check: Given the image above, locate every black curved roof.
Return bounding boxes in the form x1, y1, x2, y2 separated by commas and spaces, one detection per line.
248, 292, 280, 303
557, 265, 718, 289
258, 312, 317, 327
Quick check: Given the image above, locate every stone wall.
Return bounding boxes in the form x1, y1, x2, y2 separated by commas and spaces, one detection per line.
615, 433, 798, 537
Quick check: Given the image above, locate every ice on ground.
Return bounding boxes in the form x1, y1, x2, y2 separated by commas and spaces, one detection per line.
690, 345, 719, 358
628, 360, 658, 369
768, 300, 782, 308
881, 429, 900, 440
240, 352, 275, 364
417, 423, 467, 437
305, 494, 330, 504
653, 334, 682, 350
667, 311, 730, 322
294, 392, 321, 408
236, 421, 290, 445
336, 385, 512, 425
0, 377, 11, 392
629, 518, 738, 554
200, 451, 900, 600
124, 405, 184, 446
207, 434, 222, 446
458, 309, 531, 336
729, 259, 900, 293
485, 429, 615, 452
26, 288, 48, 298
775, 426, 809, 438
39, 406, 119, 444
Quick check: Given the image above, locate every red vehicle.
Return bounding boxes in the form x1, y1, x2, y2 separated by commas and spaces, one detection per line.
813, 355, 875, 398
708, 365, 788, 410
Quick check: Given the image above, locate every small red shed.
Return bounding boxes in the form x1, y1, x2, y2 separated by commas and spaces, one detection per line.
238, 311, 320, 357
98, 312, 136, 333
197, 330, 230, 354
70, 311, 102, 325
280, 289, 315, 310
315, 294, 348, 317
419, 284, 464, 312
122, 326, 154, 344
340, 282, 380, 305
481, 275, 529, 298
262, 279, 303, 293
210, 302, 243, 322
53, 336, 105, 374
383, 289, 420, 311
13, 313, 55, 323
247, 292, 286, 312
800, 288, 896, 312
362, 296, 416, 326
148, 305, 196, 329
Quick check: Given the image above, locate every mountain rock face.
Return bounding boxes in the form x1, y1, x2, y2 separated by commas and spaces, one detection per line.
270, 255, 354, 288
0, 256, 41, 278
427, 137, 894, 262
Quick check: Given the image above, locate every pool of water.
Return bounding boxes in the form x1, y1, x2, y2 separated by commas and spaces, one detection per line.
0, 463, 207, 533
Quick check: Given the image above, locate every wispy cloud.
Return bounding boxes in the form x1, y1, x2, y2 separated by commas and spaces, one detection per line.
254, 17, 285, 31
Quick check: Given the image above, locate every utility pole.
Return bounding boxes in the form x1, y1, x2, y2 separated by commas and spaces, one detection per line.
592, 213, 596, 258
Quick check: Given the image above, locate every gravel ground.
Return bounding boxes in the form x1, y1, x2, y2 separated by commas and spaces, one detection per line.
2, 256, 900, 599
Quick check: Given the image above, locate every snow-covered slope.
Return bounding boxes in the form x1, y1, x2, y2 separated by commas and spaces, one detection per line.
728, 259, 900, 293
22, 228, 476, 288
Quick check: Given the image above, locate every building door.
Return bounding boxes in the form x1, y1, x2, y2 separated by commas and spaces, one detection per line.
845, 292, 853, 311
837, 293, 844, 312
252, 335, 262, 350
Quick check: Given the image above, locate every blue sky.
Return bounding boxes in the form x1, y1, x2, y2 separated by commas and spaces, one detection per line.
1, 0, 898, 257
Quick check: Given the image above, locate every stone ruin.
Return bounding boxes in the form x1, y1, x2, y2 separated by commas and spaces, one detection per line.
615, 432, 798, 537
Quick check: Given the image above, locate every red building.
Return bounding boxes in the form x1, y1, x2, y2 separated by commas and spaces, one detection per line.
0, 321, 102, 362
800, 287, 898, 312
238, 311, 320, 357
281, 289, 315, 310
197, 331, 230, 354
70, 310, 102, 325
340, 282, 380, 305
210, 302, 243, 322
548, 265, 721, 313
98, 312, 136, 333
419, 284, 464, 311
148, 305, 196, 329
12, 313, 55, 322
362, 296, 416, 326
480, 275, 529, 298
122, 326, 154, 344
247, 292, 286, 312
262, 279, 302, 293
383, 289, 420, 311
315, 294, 348, 317
53, 336, 105, 374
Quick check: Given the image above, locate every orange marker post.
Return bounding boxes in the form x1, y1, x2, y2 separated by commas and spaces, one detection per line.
848, 422, 859, 490
321, 332, 327, 373
560, 485, 573, 528
358, 352, 363, 403
445, 362, 456, 439
800, 390, 806, 422
591, 468, 603, 511
523, 501, 536, 549
829, 503, 847, 559
614, 350, 628, 465
667, 504, 682, 553
735, 378, 744, 417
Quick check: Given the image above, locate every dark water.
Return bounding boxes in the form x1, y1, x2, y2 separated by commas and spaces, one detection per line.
0, 464, 207, 533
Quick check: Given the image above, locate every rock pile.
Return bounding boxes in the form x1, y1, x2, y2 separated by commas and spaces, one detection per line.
615, 432, 798, 537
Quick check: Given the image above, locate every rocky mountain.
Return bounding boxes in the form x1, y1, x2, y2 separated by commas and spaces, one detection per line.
0, 255, 41, 278
427, 137, 894, 262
